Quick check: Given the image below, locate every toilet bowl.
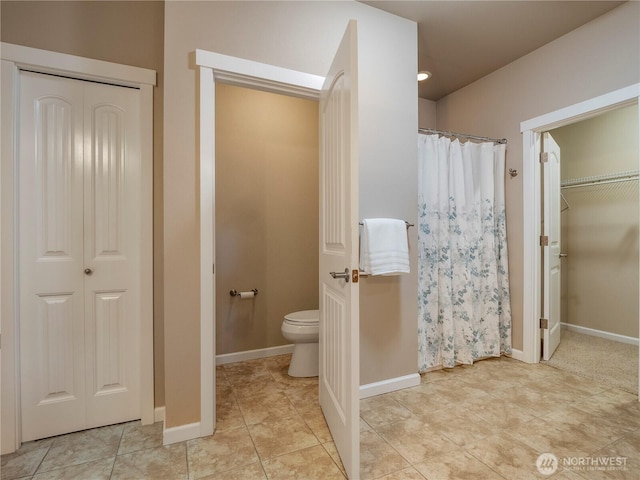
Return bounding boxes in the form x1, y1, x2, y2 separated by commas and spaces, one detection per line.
281, 310, 319, 377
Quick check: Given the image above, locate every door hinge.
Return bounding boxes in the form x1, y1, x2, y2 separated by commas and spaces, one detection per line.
213, 263, 215, 274
540, 152, 549, 163
540, 235, 549, 246
540, 318, 549, 329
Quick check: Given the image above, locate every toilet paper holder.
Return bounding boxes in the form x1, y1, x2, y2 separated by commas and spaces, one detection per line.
230, 288, 258, 297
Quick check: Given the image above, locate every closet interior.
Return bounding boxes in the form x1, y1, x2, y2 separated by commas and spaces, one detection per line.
548, 104, 639, 393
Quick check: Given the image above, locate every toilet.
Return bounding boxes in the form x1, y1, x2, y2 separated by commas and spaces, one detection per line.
281, 309, 319, 377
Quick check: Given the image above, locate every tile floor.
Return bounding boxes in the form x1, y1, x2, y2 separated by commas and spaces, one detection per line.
2, 355, 638, 479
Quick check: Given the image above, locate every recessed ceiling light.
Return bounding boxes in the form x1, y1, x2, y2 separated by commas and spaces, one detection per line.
417, 71, 431, 81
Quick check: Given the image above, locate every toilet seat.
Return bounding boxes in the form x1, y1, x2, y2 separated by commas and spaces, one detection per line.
283, 309, 319, 326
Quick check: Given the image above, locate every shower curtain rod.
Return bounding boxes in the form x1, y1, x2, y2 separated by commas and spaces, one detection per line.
419, 128, 507, 145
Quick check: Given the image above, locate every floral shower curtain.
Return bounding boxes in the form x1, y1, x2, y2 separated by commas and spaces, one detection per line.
418, 134, 512, 371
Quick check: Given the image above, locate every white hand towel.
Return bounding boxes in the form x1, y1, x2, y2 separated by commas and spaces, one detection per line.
360, 218, 410, 275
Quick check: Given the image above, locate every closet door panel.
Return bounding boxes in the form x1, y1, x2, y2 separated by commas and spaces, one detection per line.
19, 72, 86, 442
83, 81, 141, 427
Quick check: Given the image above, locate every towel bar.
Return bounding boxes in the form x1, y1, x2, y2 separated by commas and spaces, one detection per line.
359, 221, 414, 228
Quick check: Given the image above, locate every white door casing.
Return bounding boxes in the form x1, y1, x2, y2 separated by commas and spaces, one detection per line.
19, 71, 142, 441
319, 21, 360, 479
1, 43, 155, 453
542, 132, 562, 361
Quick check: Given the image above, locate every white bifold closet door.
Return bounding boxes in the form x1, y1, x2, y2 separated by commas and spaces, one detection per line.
19, 71, 141, 442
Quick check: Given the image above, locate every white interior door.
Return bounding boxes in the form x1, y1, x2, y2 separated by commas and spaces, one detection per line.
319, 20, 360, 479
542, 132, 562, 361
19, 71, 141, 441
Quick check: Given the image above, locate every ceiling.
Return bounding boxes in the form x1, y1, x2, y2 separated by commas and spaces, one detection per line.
361, 1, 626, 101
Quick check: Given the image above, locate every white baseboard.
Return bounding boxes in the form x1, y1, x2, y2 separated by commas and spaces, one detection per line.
163, 421, 202, 446
561, 323, 639, 346
154, 406, 165, 423
508, 349, 525, 362
359, 373, 421, 399
216, 344, 295, 365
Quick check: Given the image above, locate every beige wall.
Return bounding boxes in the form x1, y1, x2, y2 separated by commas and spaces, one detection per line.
436, 2, 640, 351
0, 0, 167, 406
556, 105, 639, 179
354, 12, 417, 387
164, 1, 417, 426
419, 98, 437, 129
215, 84, 319, 354
553, 105, 639, 338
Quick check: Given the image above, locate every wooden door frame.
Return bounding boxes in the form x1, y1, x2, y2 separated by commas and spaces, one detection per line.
0, 43, 156, 454
519, 84, 639, 375
189, 49, 323, 445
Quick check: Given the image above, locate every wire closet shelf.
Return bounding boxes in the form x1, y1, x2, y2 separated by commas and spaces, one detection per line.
560, 170, 640, 189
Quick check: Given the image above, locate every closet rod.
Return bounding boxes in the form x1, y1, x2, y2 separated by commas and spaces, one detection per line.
419, 128, 507, 145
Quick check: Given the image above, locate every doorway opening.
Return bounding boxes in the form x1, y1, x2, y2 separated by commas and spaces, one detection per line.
191, 48, 324, 443
542, 105, 639, 393
520, 83, 639, 397
194, 26, 362, 476
214, 83, 319, 364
